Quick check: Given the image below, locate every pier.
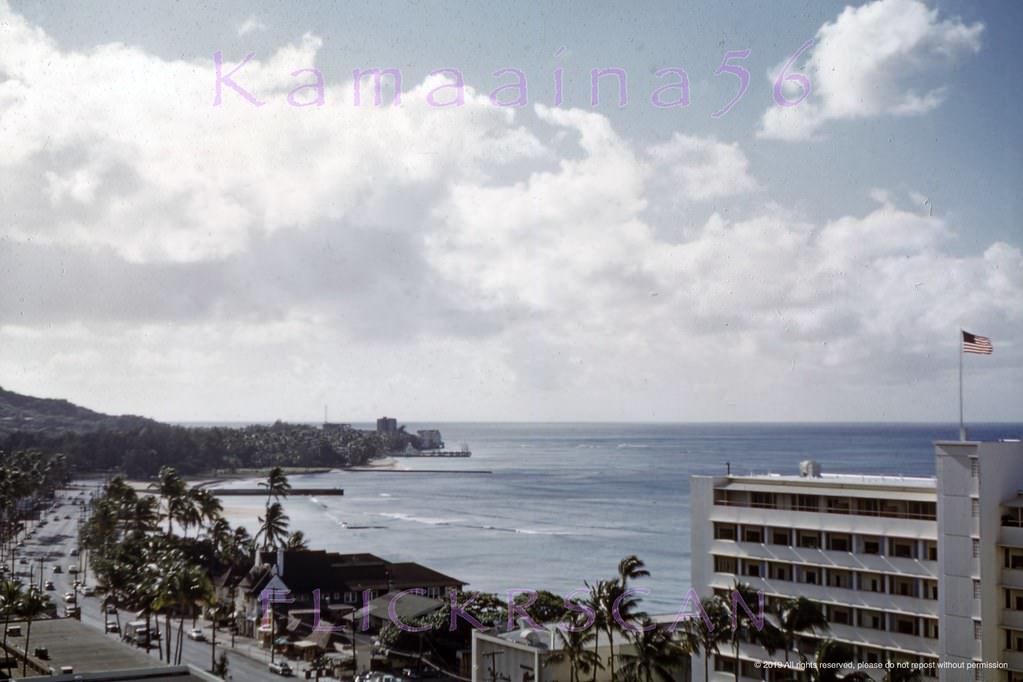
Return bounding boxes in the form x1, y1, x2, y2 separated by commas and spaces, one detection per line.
207, 487, 344, 496
391, 449, 472, 458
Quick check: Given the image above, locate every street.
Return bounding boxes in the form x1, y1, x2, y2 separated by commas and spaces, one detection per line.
10, 488, 292, 682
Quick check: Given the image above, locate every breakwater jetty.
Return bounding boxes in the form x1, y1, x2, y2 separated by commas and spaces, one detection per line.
208, 487, 345, 496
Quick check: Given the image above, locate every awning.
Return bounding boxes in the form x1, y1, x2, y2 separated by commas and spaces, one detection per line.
293, 640, 320, 650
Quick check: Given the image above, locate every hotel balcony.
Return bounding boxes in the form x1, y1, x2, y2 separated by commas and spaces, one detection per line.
1003, 609, 1023, 630
1005, 569, 1023, 590
708, 573, 939, 619
1001, 525, 1023, 549
1004, 650, 1023, 674
708, 505, 937, 541
711, 539, 938, 579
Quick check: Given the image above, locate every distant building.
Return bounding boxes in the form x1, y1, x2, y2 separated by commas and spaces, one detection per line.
417, 429, 444, 450
376, 417, 398, 436
689, 439, 1023, 681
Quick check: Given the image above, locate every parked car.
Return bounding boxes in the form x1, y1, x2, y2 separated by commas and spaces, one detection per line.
268, 661, 293, 676
68, 565, 80, 574
53, 565, 63, 574
63, 593, 76, 604
187, 628, 205, 641
105, 622, 120, 633
105, 604, 117, 614
44, 581, 55, 591
63, 605, 80, 618
69, 549, 79, 556
81, 586, 95, 597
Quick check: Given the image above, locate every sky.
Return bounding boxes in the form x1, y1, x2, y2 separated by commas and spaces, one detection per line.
0, 0, 1021, 423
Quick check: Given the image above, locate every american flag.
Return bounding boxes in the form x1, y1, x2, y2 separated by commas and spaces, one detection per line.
962, 331, 993, 355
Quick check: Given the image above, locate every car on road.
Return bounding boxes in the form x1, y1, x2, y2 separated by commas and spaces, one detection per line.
64, 515, 71, 520
105, 604, 117, 614
69, 549, 79, 556
63, 605, 80, 618
81, 586, 95, 597
53, 565, 62, 574
187, 628, 206, 641
268, 661, 293, 676
68, 565, 80, 574
44, 581, 55, 591
105, 622, 120, 633
63, 592, 76, 604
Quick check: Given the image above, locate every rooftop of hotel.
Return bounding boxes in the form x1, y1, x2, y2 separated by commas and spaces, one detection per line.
728, 472, 937, 487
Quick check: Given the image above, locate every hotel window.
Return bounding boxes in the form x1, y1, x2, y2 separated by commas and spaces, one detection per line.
713, 523, 737, 541
830, 606, 851, 625
971, 498, 980, 517
769, 563, 790, 581
827, 533, 850, 552
825, 497, 850, 514
797, 530, 820, 549
344, 592, 356, 604
973, 621, 981, 640
908, 501, 936, 520
925, 580, 938, 600
714, 556, 738, 574
770, 529, 790, 545
973, 539, 980, 559
744, 561, 761, 577
974, 580, 982, 599
743, 527, 764, 543
751, 492, 775, 509
828, 570, 852, 589
802, 569, 818, 585
891, 577, 915, 597
855, 498, 879, 516
924, 620, 939, 639
895, 616, 916, 636
861, 573, 883, 593
890, 538, 915, 559
426, 586, 442, 599
795, 495, 819, 512
1008, 548, 1023, 569
858, 610, 884, 630
925, 541, 937, 561
861, 536, 881, 555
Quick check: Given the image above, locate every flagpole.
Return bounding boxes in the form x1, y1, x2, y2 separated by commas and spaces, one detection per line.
959, 328, 965, 441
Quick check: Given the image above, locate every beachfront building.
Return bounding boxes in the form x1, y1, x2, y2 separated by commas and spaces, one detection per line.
229, 549, 465, 638
377, 417, 399, 436
471, 620, 690, 682
418, 429, 445, 450
689, 439, 1023, 682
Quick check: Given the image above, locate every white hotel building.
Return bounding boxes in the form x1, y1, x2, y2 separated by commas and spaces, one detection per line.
690, 440, 1023, 682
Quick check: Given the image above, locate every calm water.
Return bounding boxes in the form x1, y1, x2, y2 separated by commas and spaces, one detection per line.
217, 422, 1023, 611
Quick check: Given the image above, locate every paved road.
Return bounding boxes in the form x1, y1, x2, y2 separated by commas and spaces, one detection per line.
11, 488, 290, 682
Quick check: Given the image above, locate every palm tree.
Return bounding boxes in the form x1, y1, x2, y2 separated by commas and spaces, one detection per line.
728, 581, 783, 682
259, 467, 291, 509
618, 621, 682, 682
150, 467, 187, 536
256, 503, 290, 551
19, 587, 49, 676
190, 488, 224, 532
284, 530, 309, 550
594, 555, 650, 682
1, 579, 24, 658
683, 596, 731, 682
583, 581, 609, 682
547, 623, 604, 682
776, 597, 829, 665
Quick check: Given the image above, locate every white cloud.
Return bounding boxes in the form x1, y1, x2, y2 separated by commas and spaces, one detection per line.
237, 15, 268, 37
759, 0, 983, 140
647, 133, 759, 201
0, 1, 1019, 421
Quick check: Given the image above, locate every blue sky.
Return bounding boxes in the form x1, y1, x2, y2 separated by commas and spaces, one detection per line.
1, 0, 1020, 422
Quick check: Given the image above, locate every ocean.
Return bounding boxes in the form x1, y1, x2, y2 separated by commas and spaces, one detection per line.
215, 422, 1023, 612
